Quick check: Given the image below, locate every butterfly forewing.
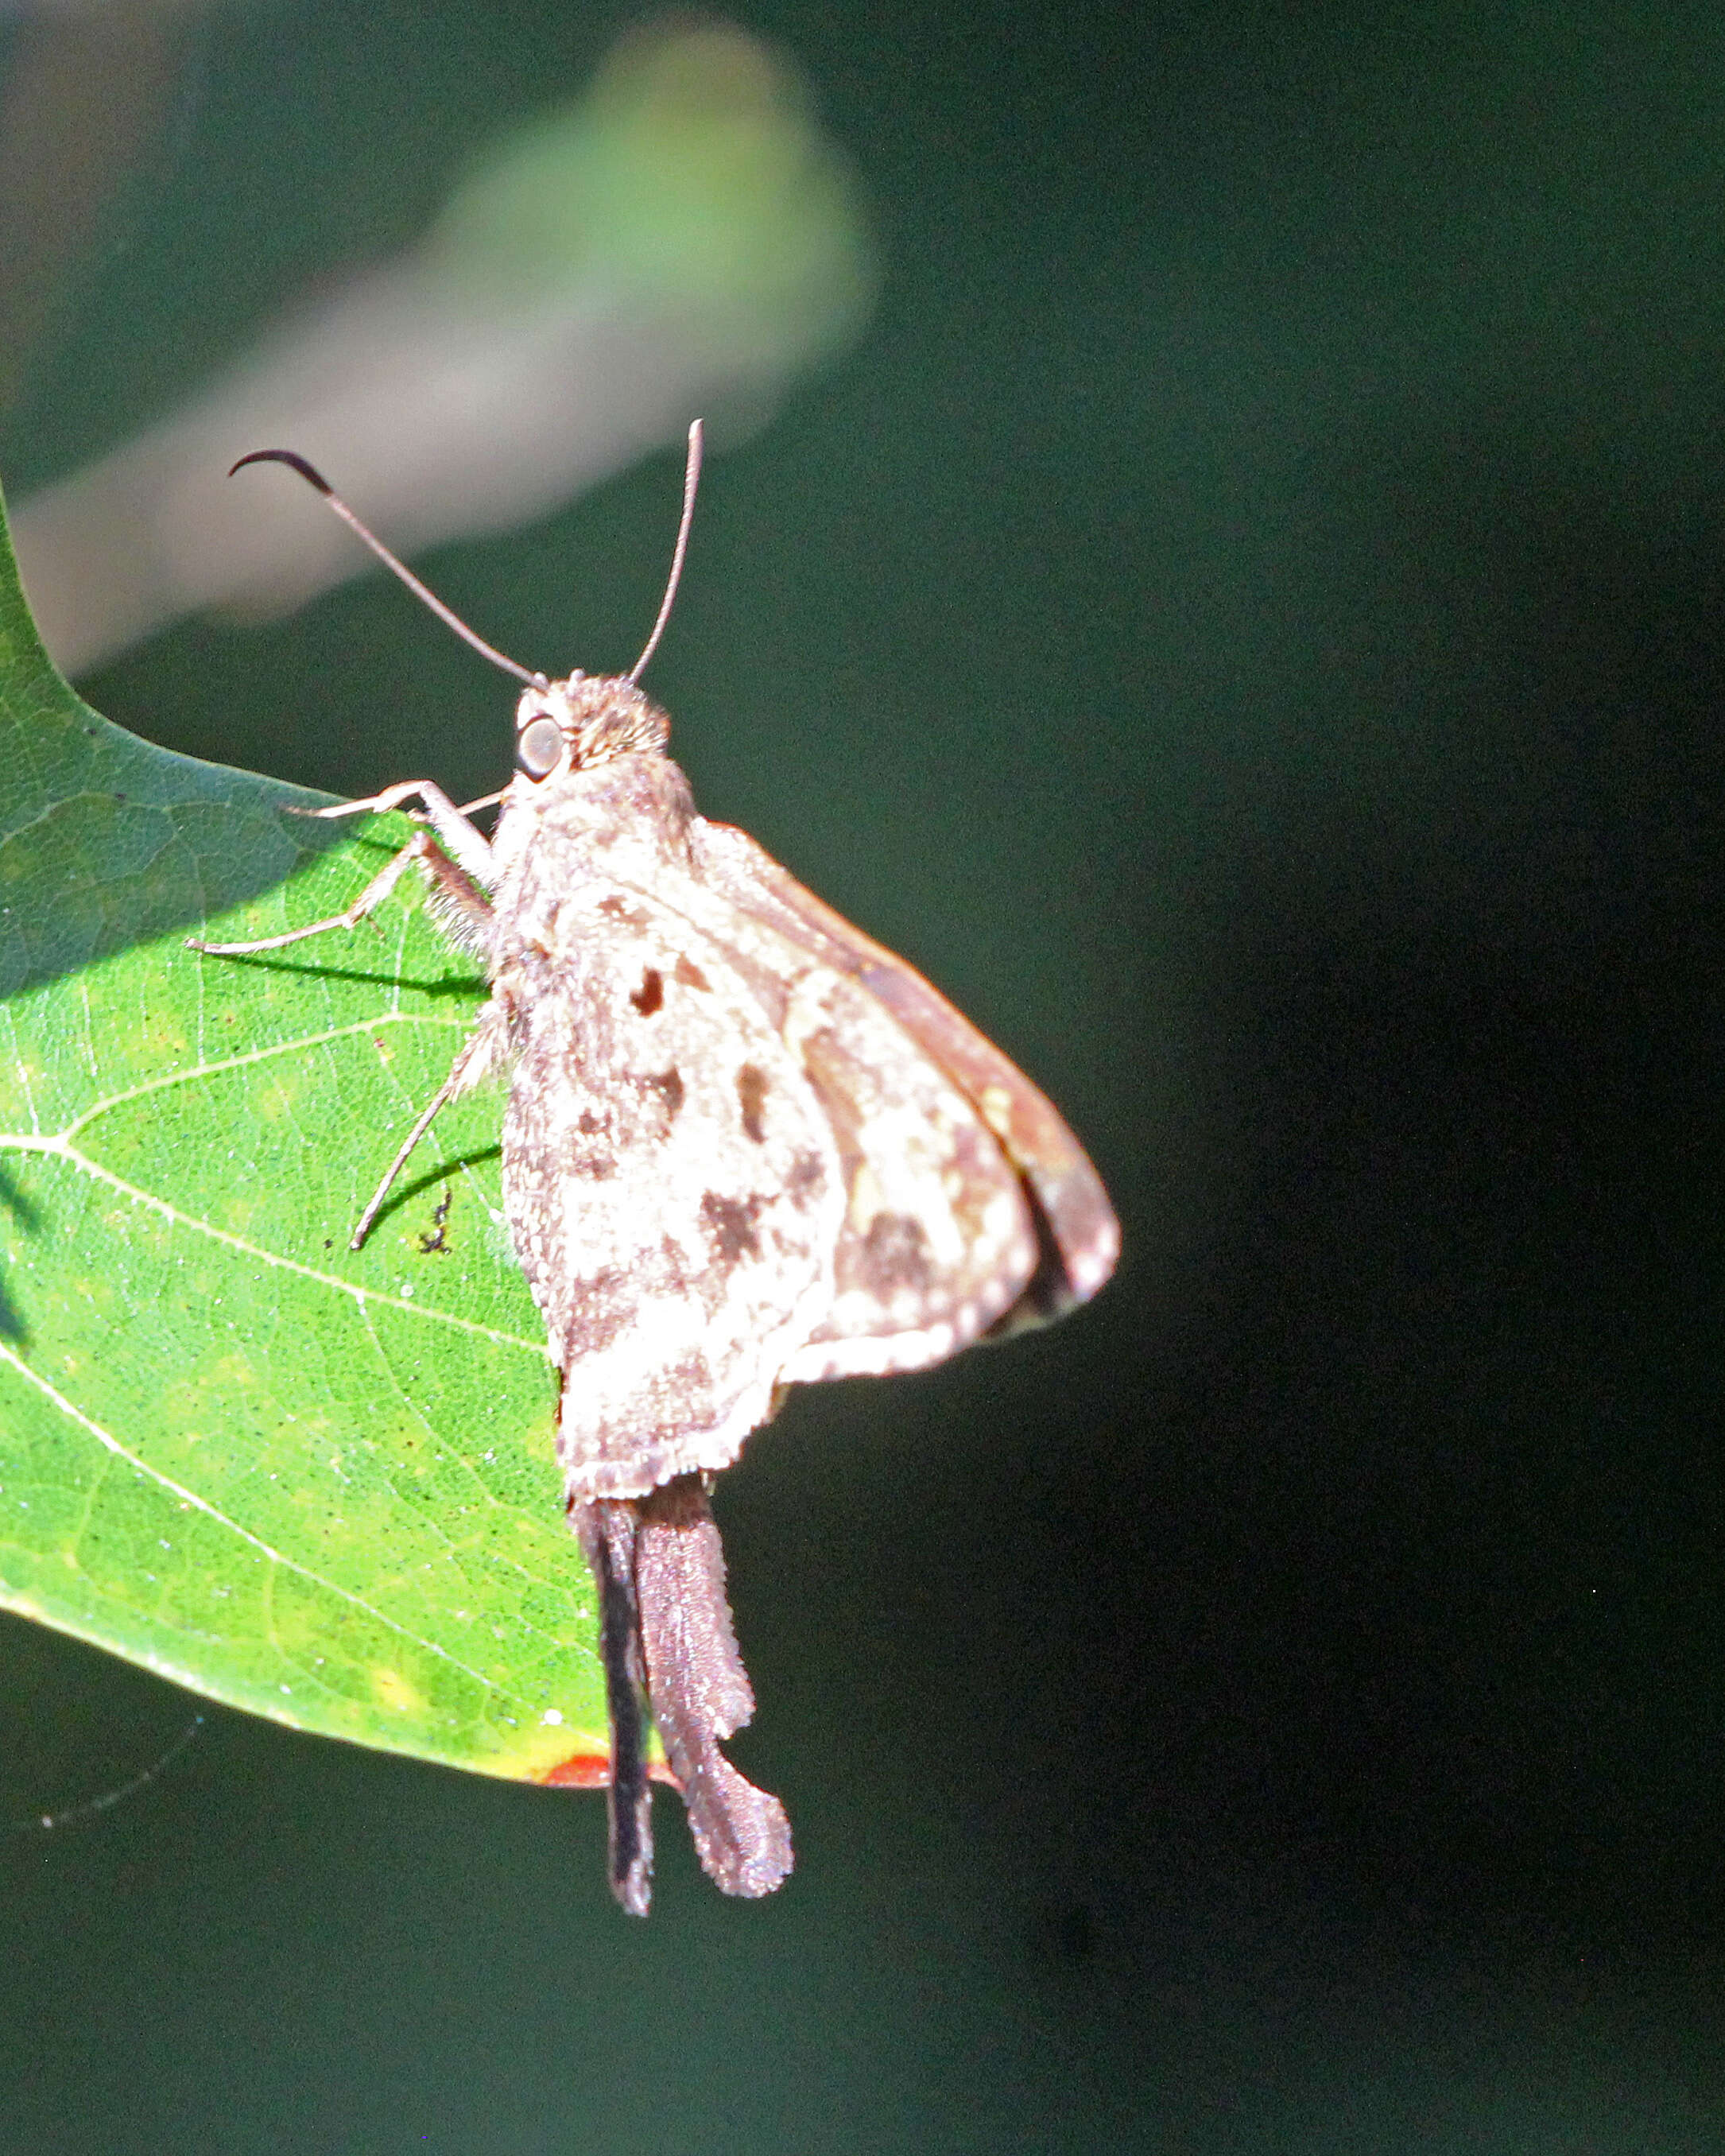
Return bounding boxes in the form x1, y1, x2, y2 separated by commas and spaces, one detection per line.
498, 861, 847, 1501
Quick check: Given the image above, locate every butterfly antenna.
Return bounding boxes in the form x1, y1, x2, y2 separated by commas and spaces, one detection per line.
229, 450, 541, 687
627, 420, 704, 684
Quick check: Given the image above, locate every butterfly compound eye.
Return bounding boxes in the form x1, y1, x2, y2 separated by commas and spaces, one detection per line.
517, 715, 564, 777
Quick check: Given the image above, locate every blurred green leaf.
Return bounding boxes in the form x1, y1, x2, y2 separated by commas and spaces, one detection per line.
428, 21, 878, 345
0, 482, 611, 1782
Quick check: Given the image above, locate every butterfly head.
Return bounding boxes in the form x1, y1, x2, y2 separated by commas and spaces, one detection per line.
514, 672, 672, 781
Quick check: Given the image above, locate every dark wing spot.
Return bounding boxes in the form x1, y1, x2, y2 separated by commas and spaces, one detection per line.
558, 1267, 633, 1355
674, 954, 711, 991
599, 895, 650, 927
564, 1107, 617, 1177
642, 1067, 685, 1125
858, 1211, 935, 1294
786, 1151, 828, 1201
700, 1191, 765, 1264
630, 966, 665, 1016
735, 1063, 769, 1144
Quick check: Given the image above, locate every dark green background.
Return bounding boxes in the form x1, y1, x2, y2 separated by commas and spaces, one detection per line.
4, 2, 1724, 2147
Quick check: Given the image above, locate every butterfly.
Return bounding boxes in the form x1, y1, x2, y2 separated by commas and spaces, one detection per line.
192, 425, 1118, 1912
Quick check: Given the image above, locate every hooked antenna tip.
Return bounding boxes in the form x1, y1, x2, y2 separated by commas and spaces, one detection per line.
224, 447, 538, 685
229, 448, 335, 493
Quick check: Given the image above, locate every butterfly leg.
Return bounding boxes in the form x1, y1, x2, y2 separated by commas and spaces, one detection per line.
188, 832, 429, 956
190, 816, 497, 956
300, 777, 497, 885
347, 1002, 506, 1248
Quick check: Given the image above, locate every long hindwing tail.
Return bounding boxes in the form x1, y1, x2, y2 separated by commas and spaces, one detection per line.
635, 1475, 793, 1898
570, 1499, 654, 1916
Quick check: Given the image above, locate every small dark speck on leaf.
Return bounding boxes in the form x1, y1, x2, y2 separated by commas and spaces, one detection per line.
418, 1188, 452, 1254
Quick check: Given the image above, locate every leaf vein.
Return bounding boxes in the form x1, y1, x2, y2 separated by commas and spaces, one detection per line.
0, 1340, 507, 1691
44, 1010, 467, 1138
0, 1135, 546, 1357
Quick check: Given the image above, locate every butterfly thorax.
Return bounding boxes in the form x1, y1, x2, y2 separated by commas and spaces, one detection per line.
488, 743, 699, 972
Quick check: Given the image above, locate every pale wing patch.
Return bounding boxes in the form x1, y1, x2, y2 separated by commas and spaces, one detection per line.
500, 882, 844, 1499
776, 967, 1037, 1379
668, 830, 1039, 1378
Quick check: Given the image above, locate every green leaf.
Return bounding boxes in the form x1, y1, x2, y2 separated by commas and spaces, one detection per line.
0, 478, 612, 1784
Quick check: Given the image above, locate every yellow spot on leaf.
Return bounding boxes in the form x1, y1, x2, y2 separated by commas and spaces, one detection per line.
373, 1665, 425, 1718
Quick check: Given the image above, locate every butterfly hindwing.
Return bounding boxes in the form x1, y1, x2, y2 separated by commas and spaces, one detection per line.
692, 820, 1119, 1343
